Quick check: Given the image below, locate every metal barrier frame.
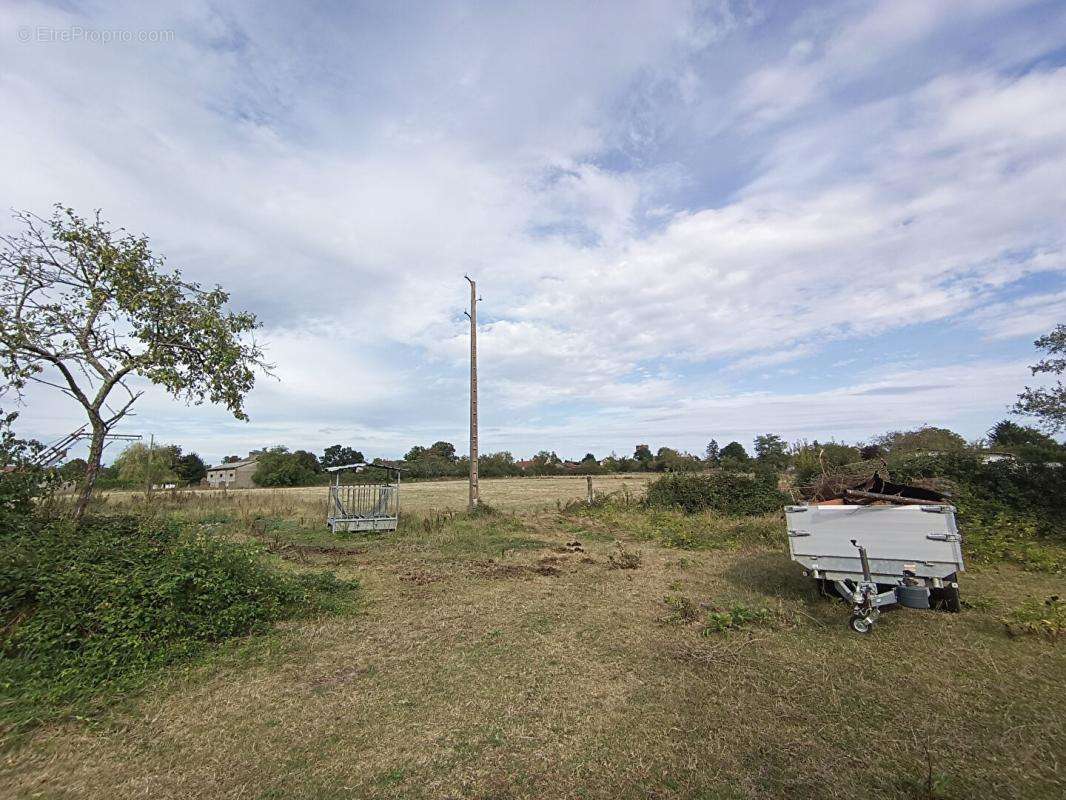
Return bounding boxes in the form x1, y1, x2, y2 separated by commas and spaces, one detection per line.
325, 462, 403, 533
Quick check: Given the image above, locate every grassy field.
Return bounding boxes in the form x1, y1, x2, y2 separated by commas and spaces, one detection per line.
3, 478, 1064, 799
97, 473, 654, 517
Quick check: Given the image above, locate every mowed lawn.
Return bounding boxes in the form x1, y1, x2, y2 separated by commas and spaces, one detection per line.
4, 480, 1065, 799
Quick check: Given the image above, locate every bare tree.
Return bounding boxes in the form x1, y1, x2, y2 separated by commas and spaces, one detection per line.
0, 206, 269, 520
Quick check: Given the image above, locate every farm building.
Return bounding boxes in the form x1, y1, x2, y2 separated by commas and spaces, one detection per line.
205, 456, 259, 488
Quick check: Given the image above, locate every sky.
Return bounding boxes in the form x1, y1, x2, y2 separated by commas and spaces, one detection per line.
2, 0, 1065, 465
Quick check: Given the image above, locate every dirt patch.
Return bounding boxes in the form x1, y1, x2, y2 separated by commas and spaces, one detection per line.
296, 544, 368, 556
263, 537, 368, 561
472, 559, 561, 579
553, 540, 585, 553
398, 569, 446, 585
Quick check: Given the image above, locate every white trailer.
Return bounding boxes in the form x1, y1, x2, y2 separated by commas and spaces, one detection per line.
785, 503, 965, 632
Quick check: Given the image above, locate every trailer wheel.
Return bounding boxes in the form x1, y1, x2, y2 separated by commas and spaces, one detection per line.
932, 584, 962, 613
849, 614, 873, 634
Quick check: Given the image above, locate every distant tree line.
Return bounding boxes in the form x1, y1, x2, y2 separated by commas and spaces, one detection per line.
63, 417, 1066, 491
61, 443, 207, 490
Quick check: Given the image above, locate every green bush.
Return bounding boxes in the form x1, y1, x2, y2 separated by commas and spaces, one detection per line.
0, 410, 55, 523
0, 515, 357, 728
646, 472, 787, 516
890, 453, 1066, 570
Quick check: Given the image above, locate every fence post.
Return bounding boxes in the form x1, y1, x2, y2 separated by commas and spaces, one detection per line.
587, 475, 593, 505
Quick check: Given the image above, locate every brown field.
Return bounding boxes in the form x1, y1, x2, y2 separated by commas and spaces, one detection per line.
4, 478, 1065, 799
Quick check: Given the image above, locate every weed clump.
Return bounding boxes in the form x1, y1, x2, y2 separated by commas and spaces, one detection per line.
1002, 595, 1065, 639
646, 472, 787, 516
468, 501, 499, 518
701, 604, 777, 634
659, 594, 785, 634
660, 595, 700, 625
607, 542, 642, 570
0, 515, 357, 730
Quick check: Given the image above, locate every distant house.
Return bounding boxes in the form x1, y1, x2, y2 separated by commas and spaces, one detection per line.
918, 450, 1017, 465
205, 456, 259, 488
979, 451, 1017, 464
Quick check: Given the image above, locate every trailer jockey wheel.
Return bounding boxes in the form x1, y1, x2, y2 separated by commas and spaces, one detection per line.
849, 613, 875, 634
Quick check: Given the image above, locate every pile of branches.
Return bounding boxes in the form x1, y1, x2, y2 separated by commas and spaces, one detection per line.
801, 459, 950, 504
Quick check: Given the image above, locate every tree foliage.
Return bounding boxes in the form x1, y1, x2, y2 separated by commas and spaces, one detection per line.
530, 450, 563, 476
0, 411, 50, 520
105, 442, 207, 487
173, 452, 207, 485
704, 439, 720, 465
59, 458, 88, 482
401, 441, 466, 478
986, 419, 1065, 463
321, 444, 365, 469
652, 447, 702, 473
0, 206, 269, 518
252, 446, 321, 487
753, 433, 789, 470
1014, 324, 1066, 431
112, 442, 179, 487
875, 426, 967, 456
791, 440, 862, 486
719, 441, 750, 470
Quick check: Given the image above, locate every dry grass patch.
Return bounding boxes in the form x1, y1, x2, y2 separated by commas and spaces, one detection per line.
96, 473, 653, 518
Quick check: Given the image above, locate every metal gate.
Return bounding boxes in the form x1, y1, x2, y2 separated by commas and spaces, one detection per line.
325, 463, 403, 533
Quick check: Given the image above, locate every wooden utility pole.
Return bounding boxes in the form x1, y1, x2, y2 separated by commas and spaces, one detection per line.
465, 276, 480, 510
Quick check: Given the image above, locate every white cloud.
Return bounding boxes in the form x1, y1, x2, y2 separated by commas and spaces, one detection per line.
2, 0, 1065, 462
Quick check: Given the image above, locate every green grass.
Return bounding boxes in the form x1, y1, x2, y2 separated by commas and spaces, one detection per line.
565, 504, 783, 551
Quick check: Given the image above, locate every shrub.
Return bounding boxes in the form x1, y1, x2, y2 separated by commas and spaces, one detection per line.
0, 515, 356, 728
646, 472, 787, 516
890, 453, 1066, 570
891, 454, 1066, 525
0, 410, 55, 522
